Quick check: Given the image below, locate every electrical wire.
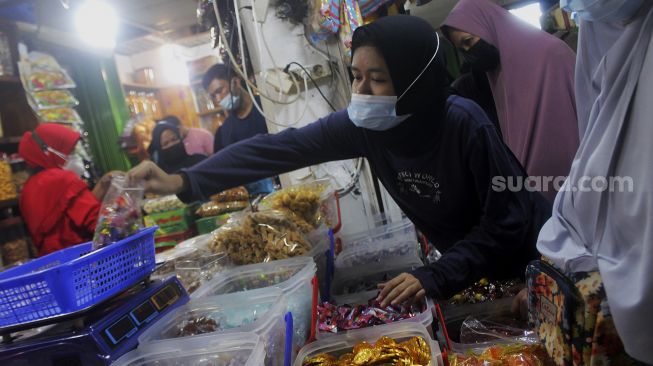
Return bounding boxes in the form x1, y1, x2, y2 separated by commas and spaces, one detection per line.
212, 0, 301, 105
231, 0, 310, 127
284, 61, 337, 112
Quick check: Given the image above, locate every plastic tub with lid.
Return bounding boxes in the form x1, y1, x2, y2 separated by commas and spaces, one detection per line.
335, 220, 420, 270
331, 259, 424, 298
192, 257, 317, 352
294, 321, 442, 366
114, 332, 265, 366
317, 289, 436, 339
138, 287, 288, 366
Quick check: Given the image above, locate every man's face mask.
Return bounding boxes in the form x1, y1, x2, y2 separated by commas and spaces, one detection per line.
219, 79, 242, 111
463, 39, 500, 72
347, 33, 440, 131
62, 154, 86, 177
561, 0, 644, 22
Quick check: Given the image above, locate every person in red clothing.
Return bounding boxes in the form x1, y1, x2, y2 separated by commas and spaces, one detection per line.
18, 124, 114, 256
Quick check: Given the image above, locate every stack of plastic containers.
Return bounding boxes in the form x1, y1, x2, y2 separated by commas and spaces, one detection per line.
135, 288, 289, 366
192, 257, 317, 356
113, 333, 266, 366
294, 322, 442, 366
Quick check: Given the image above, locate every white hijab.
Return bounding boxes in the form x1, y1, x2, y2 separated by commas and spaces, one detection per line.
537, 3, 653, 363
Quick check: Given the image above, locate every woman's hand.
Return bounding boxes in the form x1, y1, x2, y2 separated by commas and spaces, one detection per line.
127, 161, 186, 195
377, 272, 426, 307
91, 171, 121, 200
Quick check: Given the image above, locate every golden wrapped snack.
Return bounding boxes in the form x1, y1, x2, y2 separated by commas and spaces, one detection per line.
448, 344, 551, 366
301, 336, 431, 366
209, 186, 249, 203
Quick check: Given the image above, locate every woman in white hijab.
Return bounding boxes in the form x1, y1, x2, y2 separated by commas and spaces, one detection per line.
536, 0, 653, 363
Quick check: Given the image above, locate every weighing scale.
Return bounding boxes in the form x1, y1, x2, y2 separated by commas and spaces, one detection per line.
0, 276, 189, 365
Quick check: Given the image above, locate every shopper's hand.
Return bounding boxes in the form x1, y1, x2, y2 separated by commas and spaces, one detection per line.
511, 287, 529, 320
127, 161, 185, 195
92, 171, 122, 200
377, 273, 426, 307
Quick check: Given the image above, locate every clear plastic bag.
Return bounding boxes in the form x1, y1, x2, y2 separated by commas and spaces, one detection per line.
143, 195, 186, 214
259, 180, 331, 232
196, 200, 249, 217
92, 175, 144, 250
209, 210, 312, 265
36, 107, 83, 124
209, 186, 249, 203
449, 343, 551, 366
459, 316, 537, 345
29, 90, 79, 109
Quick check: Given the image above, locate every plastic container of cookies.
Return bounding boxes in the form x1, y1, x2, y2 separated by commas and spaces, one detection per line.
138, 288, 288, 366
192, 257, 317, 354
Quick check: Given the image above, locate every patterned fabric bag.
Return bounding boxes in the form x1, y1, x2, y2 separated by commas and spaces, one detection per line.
526, 260, 639, 366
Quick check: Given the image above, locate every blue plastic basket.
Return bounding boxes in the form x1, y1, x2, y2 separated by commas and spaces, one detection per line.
0, 227, 157, 329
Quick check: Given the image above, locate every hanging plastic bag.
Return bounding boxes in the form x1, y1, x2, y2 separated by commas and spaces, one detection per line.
92, 175, 145, 250
309, 0, 342, 43
36, 107, 83, 124
338, 0, 364, 62
29, 90, 79, 109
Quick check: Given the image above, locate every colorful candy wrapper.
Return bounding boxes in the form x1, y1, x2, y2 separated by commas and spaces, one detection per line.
318, 295, 422, 333
92, 174, 145, 250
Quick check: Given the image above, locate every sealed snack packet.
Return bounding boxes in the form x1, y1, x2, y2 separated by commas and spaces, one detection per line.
143, 195, 186, 214
37, 107, 82, 124
209, 186, 249, 203
196, 200, 249, 217
26, 70, 76, 91
260, 180, 331, 231
30, 90, 79, 109
448, 343, 552, 366
92, 175, 145, 250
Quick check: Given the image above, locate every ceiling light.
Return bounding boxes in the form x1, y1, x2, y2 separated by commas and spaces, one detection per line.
75, 1, 118, 49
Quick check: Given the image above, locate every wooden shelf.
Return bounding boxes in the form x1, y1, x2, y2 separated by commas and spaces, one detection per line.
0, 136, 21, 145
0, 216, 21, 229
0, 75, 20, 83
197, 108, 223, 117
0, 199, 18, 209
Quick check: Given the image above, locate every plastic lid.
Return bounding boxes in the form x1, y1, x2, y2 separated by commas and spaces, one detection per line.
138, 287, 286, 346
114, 332, 265, 366
191, 256, 316, 299
176, 233, 212, 251
155, 245, 197, 264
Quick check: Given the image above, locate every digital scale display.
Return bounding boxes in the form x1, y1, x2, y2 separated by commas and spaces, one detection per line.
101, 281, 182, 349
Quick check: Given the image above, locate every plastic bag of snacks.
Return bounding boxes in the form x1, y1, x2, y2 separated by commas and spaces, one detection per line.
143, 195, 186, 214
92, 175, 145, 250
449, 343, 552, 366
29, 90, 79, 109
0, 158, 17, 201
449, 278, 522, 305
196, 200, 249, 218
25, 70, 76, 91
209, 186, 249, 203
308, 0, 342, 43
36, 107, 82, 124
209, 210, 312, 265
259, 180, 331, 232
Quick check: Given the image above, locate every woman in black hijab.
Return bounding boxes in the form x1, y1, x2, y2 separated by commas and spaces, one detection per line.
148, 122, 206, 174
130, 15, 550, 306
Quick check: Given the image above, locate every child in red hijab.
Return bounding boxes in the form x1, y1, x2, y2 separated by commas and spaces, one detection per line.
18, 123, 114, 256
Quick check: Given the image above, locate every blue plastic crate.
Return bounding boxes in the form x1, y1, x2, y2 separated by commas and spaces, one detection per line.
0, 227, 157, 329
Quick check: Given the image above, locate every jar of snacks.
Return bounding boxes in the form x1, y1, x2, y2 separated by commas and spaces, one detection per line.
0, 159, 17, 201
0, 217, 30, 266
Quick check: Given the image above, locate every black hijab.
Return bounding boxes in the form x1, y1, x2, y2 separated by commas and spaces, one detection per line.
351, 15, 451, 148
148, 122, 206, 173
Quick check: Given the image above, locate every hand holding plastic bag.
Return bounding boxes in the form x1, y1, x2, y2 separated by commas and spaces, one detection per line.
92, 174, 144, 250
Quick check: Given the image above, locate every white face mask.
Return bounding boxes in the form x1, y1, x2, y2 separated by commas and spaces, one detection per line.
560, 0, 644, 22
347, 33, 440, 131
62, 154, 86, 177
